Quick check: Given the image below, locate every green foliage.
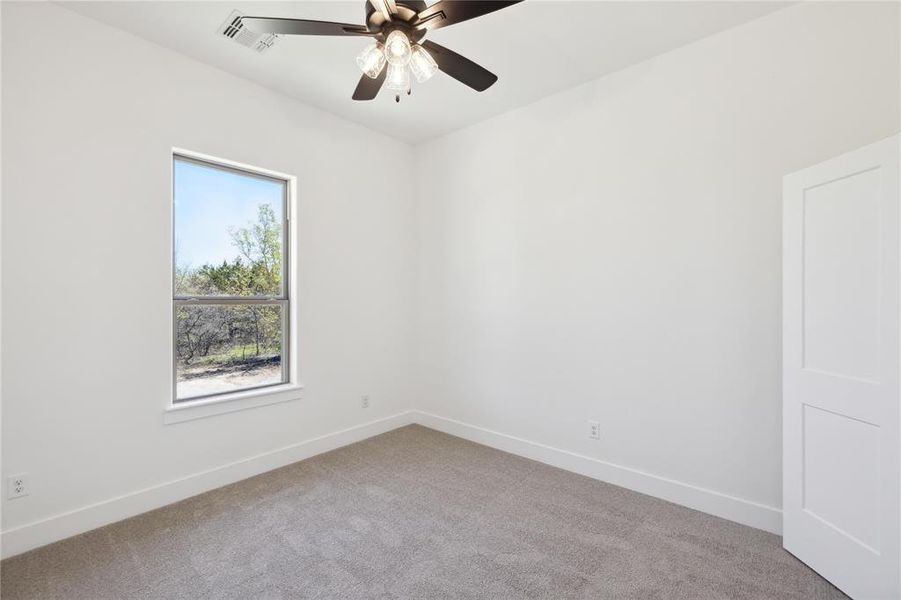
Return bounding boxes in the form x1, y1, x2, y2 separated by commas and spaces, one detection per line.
231, 203, 282, 293
176, 204, 285, 367
177, 204, 282, 297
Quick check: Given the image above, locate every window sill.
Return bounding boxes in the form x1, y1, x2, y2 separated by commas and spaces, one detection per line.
163, 384, 303, 425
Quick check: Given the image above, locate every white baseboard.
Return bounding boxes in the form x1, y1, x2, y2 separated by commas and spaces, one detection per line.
414, 411, 783, 535
0, 411, 415, 559
1, 409, 781, 559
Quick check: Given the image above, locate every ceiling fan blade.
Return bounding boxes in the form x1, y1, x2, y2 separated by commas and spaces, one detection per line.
240, 17, 373, 37
352, 67, 388, 101
421, 40, 498, 92
413, 1, 523, 32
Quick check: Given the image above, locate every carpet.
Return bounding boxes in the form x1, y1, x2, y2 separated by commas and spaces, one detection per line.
0, 425, 846, 599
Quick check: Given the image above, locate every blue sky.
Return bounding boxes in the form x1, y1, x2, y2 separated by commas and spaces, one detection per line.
174, 158, 284, 269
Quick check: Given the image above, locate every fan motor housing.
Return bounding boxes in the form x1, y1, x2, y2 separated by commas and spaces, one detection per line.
365, 0, 428, 39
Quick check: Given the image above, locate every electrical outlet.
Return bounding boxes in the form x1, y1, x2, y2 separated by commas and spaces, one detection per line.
7, 474, 28, 499
361, 395, 370, 409
588, 421, 600, 440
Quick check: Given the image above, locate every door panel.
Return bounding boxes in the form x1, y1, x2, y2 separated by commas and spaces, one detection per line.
802, 168, 882, 382
784, 135, 899, 600
802, 404, 881, 553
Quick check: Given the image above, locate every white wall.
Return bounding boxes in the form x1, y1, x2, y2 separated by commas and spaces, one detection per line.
1, 1, 416, 555
413, 1, 900, 528
3, 0, 900, 557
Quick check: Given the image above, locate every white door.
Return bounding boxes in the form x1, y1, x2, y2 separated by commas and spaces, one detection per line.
784, 135, 900, 600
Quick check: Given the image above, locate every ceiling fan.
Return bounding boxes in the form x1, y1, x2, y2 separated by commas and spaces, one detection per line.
239, 0, 523, 102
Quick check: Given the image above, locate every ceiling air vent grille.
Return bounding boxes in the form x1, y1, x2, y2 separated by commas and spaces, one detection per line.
217, 10, 278, 53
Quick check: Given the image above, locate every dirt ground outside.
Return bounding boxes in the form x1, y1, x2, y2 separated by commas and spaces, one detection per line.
177, 355, 282, 399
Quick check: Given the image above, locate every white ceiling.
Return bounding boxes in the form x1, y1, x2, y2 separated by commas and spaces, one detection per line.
63, 1, 788, 143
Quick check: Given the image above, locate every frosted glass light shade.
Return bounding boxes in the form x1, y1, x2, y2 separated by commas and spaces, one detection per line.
356, 42, 386, 79
409, 45, 438, 83
385, 30, 412, 66
385, 63, 410, 91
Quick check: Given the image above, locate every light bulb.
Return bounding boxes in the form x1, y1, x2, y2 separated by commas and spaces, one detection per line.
385, 63, 410, 92
356, 42, 386, 79
384, 30, 412, 67
409, 45, 438, 83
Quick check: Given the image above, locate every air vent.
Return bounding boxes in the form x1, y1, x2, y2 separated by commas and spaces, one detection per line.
217, 10, 278, 53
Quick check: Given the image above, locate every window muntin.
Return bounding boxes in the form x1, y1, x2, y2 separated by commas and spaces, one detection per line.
173, 155, 289, 403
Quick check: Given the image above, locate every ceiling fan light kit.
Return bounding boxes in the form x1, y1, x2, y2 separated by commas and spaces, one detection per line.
356, 42, 387, 79
410, 44, 439, 82
385, 30, 413, 67
239, 0, 524, 102
386, 63, 411, 92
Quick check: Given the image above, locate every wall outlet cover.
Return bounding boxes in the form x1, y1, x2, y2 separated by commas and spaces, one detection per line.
7, 474, 28, 499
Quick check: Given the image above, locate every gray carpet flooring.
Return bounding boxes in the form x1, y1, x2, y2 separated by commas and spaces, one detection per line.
1, 425, 846, 600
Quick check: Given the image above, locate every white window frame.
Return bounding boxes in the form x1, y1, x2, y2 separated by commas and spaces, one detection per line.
165, 148, 301, 424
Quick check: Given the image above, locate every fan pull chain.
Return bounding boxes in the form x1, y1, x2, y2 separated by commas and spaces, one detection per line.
395, 87, 412, 103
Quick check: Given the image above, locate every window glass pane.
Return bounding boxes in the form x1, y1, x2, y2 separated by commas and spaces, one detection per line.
174, 158, 285, 297
175, 303, 285, 401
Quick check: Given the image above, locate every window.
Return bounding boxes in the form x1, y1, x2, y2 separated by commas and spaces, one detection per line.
173, 154, 290, 403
